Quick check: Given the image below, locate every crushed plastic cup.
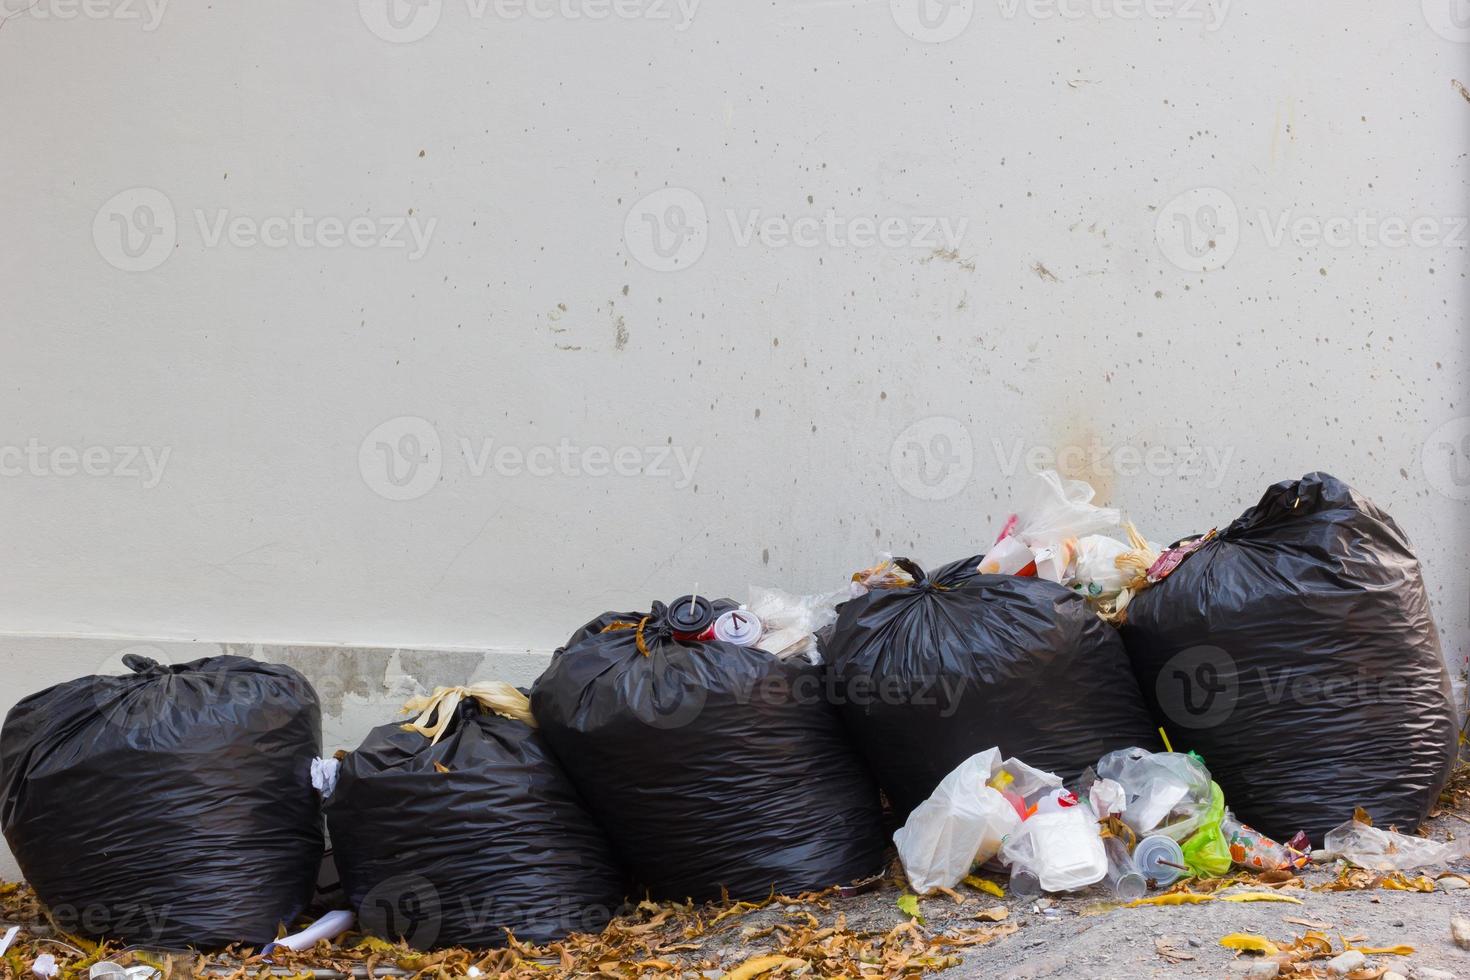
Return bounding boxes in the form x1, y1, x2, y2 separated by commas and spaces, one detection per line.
1102, 835, 1147, 901
1133, 834, 1187, 887
713, 609, 763, 646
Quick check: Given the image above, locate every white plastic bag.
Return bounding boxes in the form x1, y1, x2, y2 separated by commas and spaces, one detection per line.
893, 749, 1022, 894
978, 470, 1121, 583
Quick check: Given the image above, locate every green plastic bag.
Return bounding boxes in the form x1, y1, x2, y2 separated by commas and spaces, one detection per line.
1181, 781, 1231, 877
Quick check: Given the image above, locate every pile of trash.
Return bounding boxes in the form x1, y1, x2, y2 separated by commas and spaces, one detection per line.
895, 742, 1325, 900
0, 470, 1460, 958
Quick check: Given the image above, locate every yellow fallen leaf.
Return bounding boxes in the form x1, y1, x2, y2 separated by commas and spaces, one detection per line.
353, 936, 402, 953
725, 954, 800, 980
1348, 944, 1415, 956
1219, 892, 1304, 905
973, 906, 1008, 923
1219, 933, 1281, 956
962, 875, 1005, 898
1126, 893, 1216, 907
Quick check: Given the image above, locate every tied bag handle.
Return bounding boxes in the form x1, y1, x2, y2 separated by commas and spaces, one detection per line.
399, 683, 537, 744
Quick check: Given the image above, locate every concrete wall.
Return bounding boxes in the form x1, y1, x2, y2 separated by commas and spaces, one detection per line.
0, 1, 1466, 879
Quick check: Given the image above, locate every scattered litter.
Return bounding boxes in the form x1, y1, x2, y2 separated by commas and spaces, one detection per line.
0, 925, 17, 956
88, 963, 160, 980
261, 909, 356, 955
1324, 811, 1469, 871
31, 953, 57, 978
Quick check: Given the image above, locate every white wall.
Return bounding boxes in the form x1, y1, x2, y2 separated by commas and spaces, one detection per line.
0, 1, 1466, 763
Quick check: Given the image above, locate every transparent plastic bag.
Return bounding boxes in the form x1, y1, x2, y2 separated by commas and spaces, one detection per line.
746, 586, 845, 664
849, 554, 916, 596
1096, 747, 1214, 841
893, 749, 1021, 894
1323, 814, 1470, 871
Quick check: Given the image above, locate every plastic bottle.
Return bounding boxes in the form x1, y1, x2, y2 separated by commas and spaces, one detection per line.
1221, 811, 1307, 871
1102, 835, 1147, 900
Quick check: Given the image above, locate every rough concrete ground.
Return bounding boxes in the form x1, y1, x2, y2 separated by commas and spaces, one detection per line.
4, 801, 1469, 978
731, 802, 1470, 980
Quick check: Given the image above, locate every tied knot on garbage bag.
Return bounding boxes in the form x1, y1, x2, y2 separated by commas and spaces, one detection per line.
600, 614, 656, 656
400, 683, 537, 743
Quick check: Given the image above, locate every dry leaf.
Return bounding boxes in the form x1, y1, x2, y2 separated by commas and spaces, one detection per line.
1126, 893, 1215, 907
1220, 933, 1281, 956
973, 906, 1008, 923
725, 954, 799, 980
1219, 892, 1304, 905
962, 875, 1005, 898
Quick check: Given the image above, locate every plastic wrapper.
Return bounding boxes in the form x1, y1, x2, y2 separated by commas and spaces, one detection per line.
531, 601, 887, 902
824, 556, 1160, 819
1122, 473, 1458, 840
1323, 814, 1470, 871
327, 685, 625, 948
0, 655, 323, 949
746, 585, 845, 665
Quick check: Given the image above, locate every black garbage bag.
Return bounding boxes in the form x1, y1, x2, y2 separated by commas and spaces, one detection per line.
823, 557, 1162, 820
530, 601, 887, 902
1121, 472, 1458, 841
0, 654, 323, 949
326, 686, 626, 948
